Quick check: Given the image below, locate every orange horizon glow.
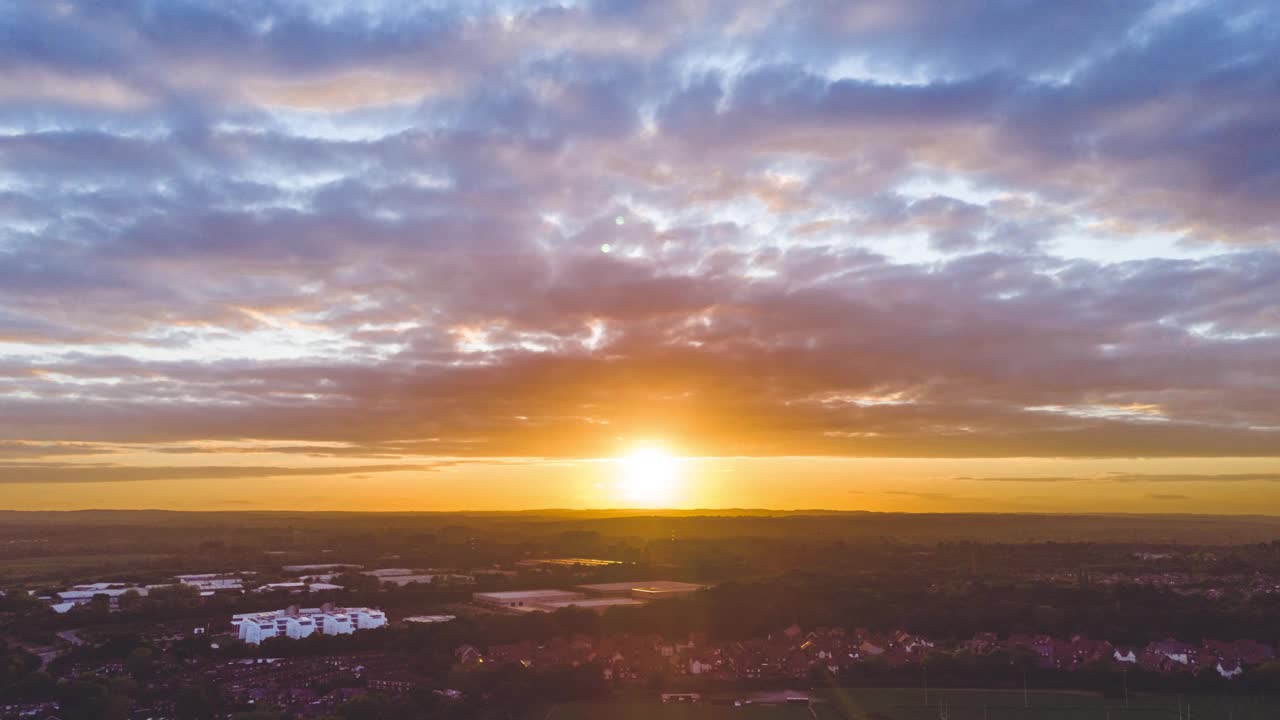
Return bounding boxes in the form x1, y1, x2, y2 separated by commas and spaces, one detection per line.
3, 449, 1280, 515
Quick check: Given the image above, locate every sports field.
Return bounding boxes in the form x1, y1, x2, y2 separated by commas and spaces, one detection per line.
540, 688, 1280, 719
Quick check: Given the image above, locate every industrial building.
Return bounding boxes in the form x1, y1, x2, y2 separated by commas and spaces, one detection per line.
534, 597, 647, 613
574, 580, 707, 599
378, 573, 474, 587
281, 563, 362, 573
515, 557, 624, 569
232, 605, 386, 645
361, 568, 415, 577
254, 581, 345, 594
56, 583, 150, 608
472, 589, 585, 609
472, 589, 651, 614
176, 573, 249, 593
404, 614, 457, 624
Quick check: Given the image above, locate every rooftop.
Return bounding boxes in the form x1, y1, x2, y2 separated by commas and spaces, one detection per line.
536, 598, 646, 610
576, 580, 707, 595
515, 557, 624, 567
404, 615, 458, 624
474, 589, 584, 601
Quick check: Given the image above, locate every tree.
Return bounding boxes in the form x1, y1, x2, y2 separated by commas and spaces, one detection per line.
125, 647, 155, 681
174, 682, 223, 720
117, 589, 144, 612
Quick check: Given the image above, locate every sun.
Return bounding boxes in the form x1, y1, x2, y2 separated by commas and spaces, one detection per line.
618, 447, 681, 507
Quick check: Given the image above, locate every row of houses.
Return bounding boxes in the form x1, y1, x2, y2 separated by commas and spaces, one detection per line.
455, 626, 1276, 682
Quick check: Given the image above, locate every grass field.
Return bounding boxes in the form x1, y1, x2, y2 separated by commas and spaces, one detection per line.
539, 689, 1280, 719
0, 552, 174, 583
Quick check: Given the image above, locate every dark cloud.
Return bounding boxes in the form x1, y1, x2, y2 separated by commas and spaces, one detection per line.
1146, 494, 1191, 501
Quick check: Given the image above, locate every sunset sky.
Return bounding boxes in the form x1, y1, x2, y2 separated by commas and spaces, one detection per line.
2, 0, 1279, 513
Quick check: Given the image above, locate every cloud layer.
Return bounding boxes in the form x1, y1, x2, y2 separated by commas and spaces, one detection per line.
1, 0, 1278, 483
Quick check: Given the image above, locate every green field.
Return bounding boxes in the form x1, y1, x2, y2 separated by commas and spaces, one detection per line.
540, 689, 1280, 720
0, 552, 174, 583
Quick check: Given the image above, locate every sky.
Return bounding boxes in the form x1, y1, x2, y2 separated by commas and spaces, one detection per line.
1, 0, 1279, 513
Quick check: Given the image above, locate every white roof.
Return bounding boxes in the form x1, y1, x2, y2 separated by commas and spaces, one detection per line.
183, 578, 243, 589
257, 582, 307, 591
58, 587, 148, 600
175, 572, 253, 580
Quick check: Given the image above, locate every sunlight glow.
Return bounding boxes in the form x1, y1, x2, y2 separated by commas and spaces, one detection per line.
618, 447, 680, 507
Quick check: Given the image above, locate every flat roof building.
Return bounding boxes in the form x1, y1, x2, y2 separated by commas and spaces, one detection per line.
472, 589, 584, 609
362, 568, 415, 577
379, 573, 474, 587
515, 558, 624, 568
534, 597, 647, 613
255, 582, 344, 594
232, 605, 386, 645
178, 575, 245, 592
574, 580, 708, 599
281, 563, 363, 573
56, 584, 150, 607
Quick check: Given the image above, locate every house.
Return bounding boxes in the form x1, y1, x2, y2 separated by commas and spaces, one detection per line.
962, 633, 1001, 654
1216, 661, 1244, 678
859, 640, 886, 656
1144, 639, 1195, 670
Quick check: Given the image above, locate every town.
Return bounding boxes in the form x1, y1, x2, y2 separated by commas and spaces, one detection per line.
4, 511, 1280, 718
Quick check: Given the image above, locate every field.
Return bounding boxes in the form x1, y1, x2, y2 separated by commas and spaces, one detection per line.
539, 689, 1280, 719
0, 552, 175, 584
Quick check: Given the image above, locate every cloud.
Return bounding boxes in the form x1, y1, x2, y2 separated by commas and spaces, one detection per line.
0, 462, 453, 484
961, 473, 1280, 483
0, 0, 1278, 473
1146, 493, 1190, 501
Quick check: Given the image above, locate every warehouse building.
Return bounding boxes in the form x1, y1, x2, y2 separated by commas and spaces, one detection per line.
574, 580, 707, 599
472, 589, 585, 609
534, 597, 647, 613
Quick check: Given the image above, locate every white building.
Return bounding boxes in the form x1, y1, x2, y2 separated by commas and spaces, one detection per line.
56, 583, 150, 608
176, 573, 248, 592
281, 563, 362, 573
404, 615, 457, 624
362, 568, 415, 577
285, 615, 317, 639
254, 582, 344, 594
232, 606, 386, 645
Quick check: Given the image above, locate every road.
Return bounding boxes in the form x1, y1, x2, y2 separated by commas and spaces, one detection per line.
56, 629, 86, 646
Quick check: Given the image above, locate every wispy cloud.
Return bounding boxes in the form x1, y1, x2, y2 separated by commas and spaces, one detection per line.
960, 474, 1280, 484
